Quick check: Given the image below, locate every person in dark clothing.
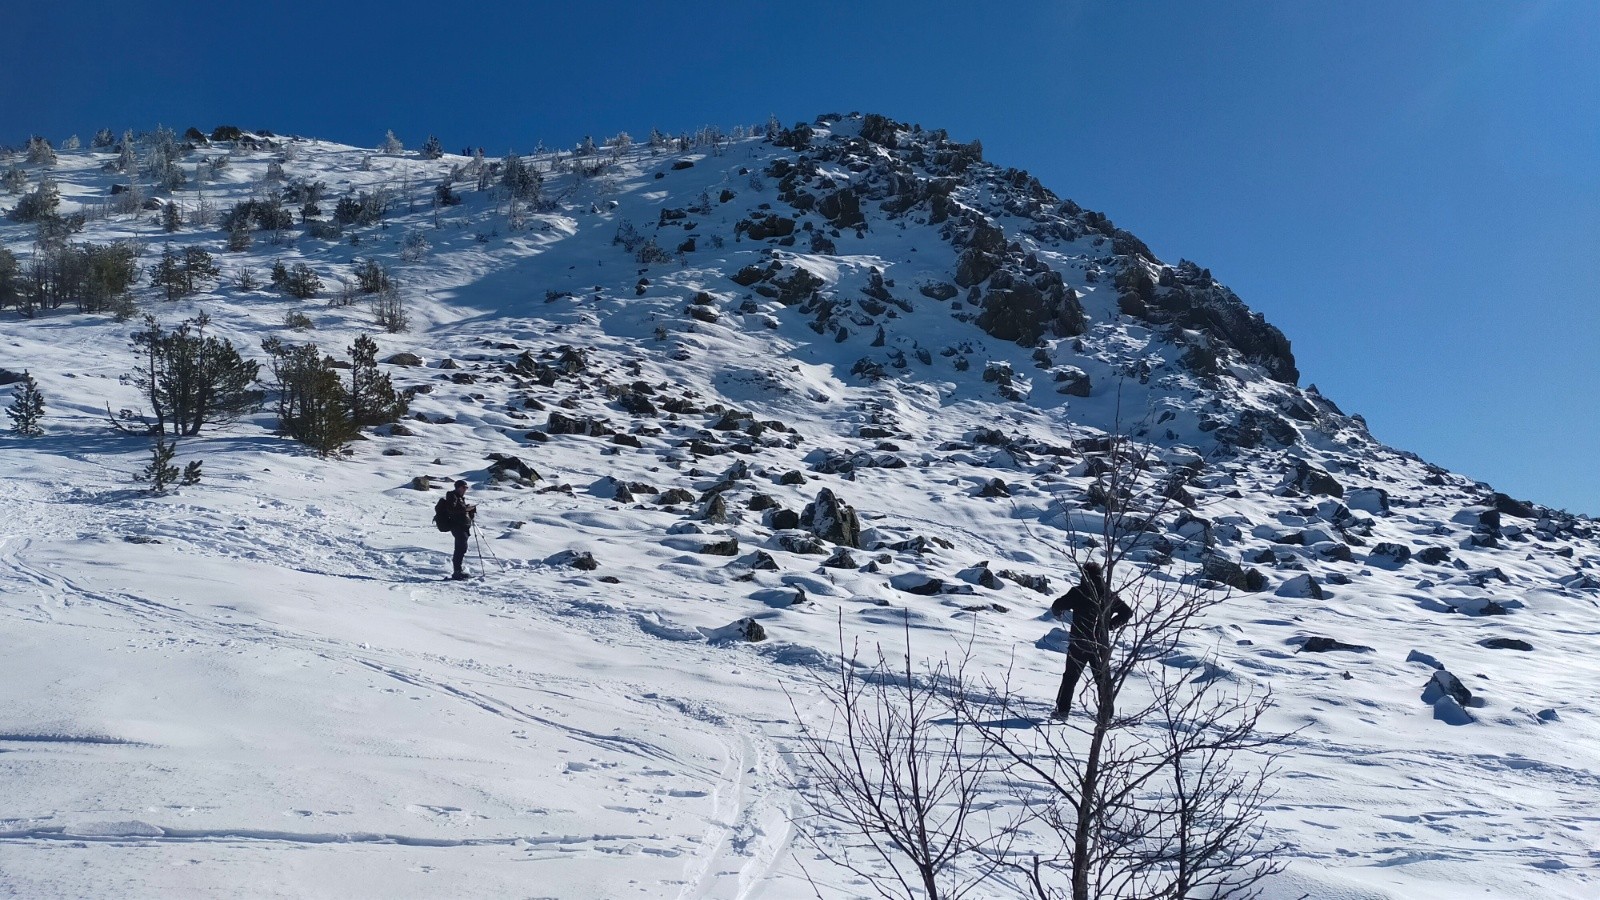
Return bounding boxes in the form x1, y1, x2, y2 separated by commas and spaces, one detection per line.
437, 480, 477, 580
1050, 561, 1132, 719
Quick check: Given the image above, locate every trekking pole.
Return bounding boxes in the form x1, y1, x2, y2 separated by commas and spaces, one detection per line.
471, 524, 488, 577
472, 521, 506, 574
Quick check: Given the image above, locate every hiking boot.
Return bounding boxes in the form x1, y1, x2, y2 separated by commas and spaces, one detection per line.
1049, 706, 1070, 721
451, 572, 470, 581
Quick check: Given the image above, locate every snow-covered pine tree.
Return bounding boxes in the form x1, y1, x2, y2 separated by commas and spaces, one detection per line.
6, 372, 44, 437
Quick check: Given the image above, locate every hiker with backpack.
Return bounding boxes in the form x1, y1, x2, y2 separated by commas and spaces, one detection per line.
1049, 560, 1132, 719
434, 480, 477, 580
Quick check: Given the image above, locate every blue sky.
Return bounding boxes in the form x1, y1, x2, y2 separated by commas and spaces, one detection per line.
4, 1, 1598, 513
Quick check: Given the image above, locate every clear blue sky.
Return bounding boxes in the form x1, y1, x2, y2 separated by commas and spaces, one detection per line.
5, 1, 1598, 514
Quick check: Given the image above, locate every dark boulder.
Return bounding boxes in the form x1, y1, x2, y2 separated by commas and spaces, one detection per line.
1202, 557, 1267, 592
1368, 542, 1412, 567
548, 549, 598, 571
975, 279, 1086, 345
1287, 460, 1343, 498
1491, 492, 1537, 519
821, 548, 858, 569
731, 265, 768, 287
1054, 367, 1092, 397
699, 538, 740, 556
957, 562, 1004, 590
998, 570, 1052, 594
744, 215, 796, 241
487, 453, 541, 484
1299, 636, 1373, 654
890, 573, 946, 595
1479, 637, 1533, 651
977, 478, 1010, 498
818, 189, 865, 229
1422, 669, 1473, 707
1416, 546, 1452, 565
801, 488, 862, 547
773, 531, 827, 555
546, 412, 614, 437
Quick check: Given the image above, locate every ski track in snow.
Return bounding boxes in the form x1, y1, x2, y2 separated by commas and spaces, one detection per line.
0, 479, 798, 900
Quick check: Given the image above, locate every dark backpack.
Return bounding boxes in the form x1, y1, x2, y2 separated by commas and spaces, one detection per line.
433, 496, 453, 531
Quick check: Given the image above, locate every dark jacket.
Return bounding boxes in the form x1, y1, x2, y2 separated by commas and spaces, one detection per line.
438, 493, 476, 532
1051, 568, 1132, 649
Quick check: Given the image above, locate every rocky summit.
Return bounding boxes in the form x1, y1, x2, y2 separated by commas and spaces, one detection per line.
0, 116, 1596, 899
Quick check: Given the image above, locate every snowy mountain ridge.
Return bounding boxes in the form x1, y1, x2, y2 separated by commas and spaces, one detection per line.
1, 114, 1597, 899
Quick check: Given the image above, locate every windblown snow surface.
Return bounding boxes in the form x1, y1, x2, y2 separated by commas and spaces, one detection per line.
2, 116, 1597, 899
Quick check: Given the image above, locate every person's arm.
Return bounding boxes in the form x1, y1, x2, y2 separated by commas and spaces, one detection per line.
1107, 596, 1133, 631
1052, 586, 1089, 619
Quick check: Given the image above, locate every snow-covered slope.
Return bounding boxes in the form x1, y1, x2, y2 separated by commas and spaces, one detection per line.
1, 116, 1596, 899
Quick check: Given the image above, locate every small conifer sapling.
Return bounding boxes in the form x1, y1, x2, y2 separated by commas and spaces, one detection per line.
6, 372, 45, 437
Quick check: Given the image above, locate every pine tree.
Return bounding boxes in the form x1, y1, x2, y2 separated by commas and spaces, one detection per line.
162, 201, 182, 232
6, 371, 44, 437
148, 245, 218, 300
135, 436, 200, 493
348, 335, 408, 426
381, 130, 404, 154
420, 135, 444, 160
261, 338, 360, 456
129, 315, 261, 436
25, 136, 56, 166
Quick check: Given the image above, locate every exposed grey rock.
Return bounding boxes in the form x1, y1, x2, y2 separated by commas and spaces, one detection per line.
1298, 636, 1373, 654
890, 573, 946, 595
956, 562, 1004, 590
1416, 546, 1452, 565
1054, 366, 1092, 397
546, 412, 615, 437
801, 488, 862, 547
548, 549, 598, 571
702, 494, 729, 524
977, 478, 1011, 498
1479, 637, 1534, 651
1406, 649, 1444, 670
1202, 557, 1267, 592
487, 453, 540, 484
1287, 460, 1343, 498
1368, 542, 1412, 567
700, 538, 740, 556
821, 548, 858, 569
773, 531, 827, 555
998, 570, 1052, 594
1276, 573, 1324, 600
1346, 487, 1390, 514
1422, 669, 1473, 707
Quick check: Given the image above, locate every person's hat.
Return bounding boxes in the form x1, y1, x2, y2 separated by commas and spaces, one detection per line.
454, 479, 469, 489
